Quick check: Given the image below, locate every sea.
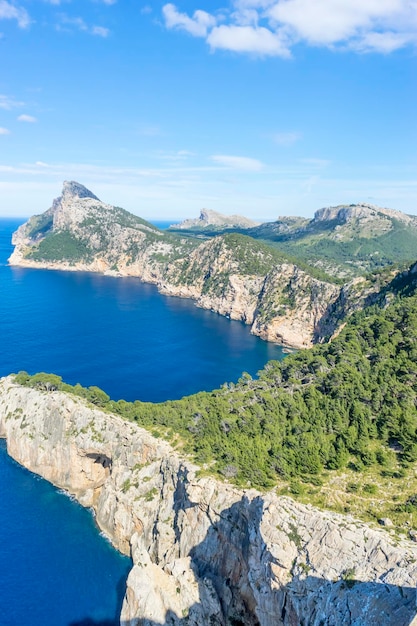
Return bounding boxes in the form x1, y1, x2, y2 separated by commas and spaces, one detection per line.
0, 218, 285, 625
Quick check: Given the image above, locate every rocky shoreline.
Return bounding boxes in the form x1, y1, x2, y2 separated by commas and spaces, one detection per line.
1, 376, 416, 625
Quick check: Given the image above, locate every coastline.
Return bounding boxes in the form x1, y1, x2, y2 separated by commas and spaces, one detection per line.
7, 252, 332, 350
1, 375, 417, 625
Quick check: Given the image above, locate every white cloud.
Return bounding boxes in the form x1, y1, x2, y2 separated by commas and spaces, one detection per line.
0, 127, 10, 135
211, 154, 264, 170
0, 0, 30, 28
91, 25, 110, 37
272, 131, 301, 145
208, 24, 290, 55
156, 149, 195, 161
161, 0, 417, 55
57, 14, 110, 36
163, 3, 217, 37
17, 114, 37, 123
351, 30, 414, 53
0, 94, 24, 110
268, 0, 404, 45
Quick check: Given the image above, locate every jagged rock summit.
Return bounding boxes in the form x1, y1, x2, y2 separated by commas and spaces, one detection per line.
313, 202, 417, 227
60, 180, 100, 201
170, 208, 259, 231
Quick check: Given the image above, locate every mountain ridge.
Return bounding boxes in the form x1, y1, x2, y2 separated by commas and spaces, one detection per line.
9, 181, 416, 349
169, 207, 259, 231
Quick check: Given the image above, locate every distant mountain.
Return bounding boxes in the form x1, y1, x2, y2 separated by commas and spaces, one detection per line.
9, 181, 353, 348
246, 203, 417, 278
169, 208, 259, 232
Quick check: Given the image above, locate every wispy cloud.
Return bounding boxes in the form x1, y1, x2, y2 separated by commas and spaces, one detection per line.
211, 154, 264, 170
163, 3, 217, 37
0, 0, 30, 28
17, 114, 37, 123
0, 94, 24, 110
91, 25, 110, 37
207, 24, 290, 56
162, 1, 417, 56
57, 14, 110, 36
1, 160, 416, 219
156, 149, 195, 161
0, 127, 10, 135
272, 131, 302, 146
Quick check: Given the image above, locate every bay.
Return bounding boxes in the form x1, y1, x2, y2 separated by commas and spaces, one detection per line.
0, 219, 284, 402
0, 217, 285, 625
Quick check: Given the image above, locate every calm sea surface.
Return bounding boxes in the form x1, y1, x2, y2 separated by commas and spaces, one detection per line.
0, 218, 285, 625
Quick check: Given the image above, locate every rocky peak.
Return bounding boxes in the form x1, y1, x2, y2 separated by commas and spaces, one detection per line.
170, 208, 259, 231
61, 181, 100, 202
313, 203, 417, 227
49, 181, 108, 232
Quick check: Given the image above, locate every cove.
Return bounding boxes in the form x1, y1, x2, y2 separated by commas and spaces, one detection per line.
0, 218, 285, 625
0, 219, 285, 403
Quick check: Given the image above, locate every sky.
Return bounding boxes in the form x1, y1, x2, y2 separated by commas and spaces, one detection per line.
0, 0, 416, 221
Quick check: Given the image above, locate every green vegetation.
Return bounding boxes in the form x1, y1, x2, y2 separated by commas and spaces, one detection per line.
12, 264, 417, 529
26, 212, 53, 239
251, 218, 417, 278
14, 278, 417, 483
27, 230, 93, 262
173, 232, 341, 293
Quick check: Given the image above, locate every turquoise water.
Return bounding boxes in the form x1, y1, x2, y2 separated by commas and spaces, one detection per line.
0, 218, 284, 625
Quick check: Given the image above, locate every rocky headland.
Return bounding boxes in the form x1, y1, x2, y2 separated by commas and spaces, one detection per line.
12, 181, 410, 349
1, 376, 417, 625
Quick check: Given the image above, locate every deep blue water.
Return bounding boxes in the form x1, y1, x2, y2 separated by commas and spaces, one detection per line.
0, 217, 284, 626
0, 439, 131, 626
0, 219, 283, 403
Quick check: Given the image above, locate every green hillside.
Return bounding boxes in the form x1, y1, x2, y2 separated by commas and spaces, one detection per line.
15, 261, 417, 528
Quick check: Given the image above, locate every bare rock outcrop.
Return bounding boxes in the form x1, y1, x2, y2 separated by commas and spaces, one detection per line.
1, 376, 416, 626
170, 208, 259, 231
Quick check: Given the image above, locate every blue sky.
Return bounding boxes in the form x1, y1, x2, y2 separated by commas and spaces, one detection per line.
0, 0, 416, 220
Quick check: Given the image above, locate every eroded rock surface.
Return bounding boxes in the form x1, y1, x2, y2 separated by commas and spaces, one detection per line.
1, 377, 416, 626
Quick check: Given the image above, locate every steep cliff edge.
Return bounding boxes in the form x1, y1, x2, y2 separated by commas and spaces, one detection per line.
1, 376, 416, 626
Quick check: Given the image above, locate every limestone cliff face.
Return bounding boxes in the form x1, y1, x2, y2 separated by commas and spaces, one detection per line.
1, 376, 416, 626
9, 182, 345, 349
169, 208, 259, 231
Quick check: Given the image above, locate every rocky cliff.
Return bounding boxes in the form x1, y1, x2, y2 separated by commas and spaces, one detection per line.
1, 376, 417, 626
246, 203, 417, 278
9, 182, 344, 348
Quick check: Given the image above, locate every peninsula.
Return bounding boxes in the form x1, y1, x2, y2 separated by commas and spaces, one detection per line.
9, 181, 417, 348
